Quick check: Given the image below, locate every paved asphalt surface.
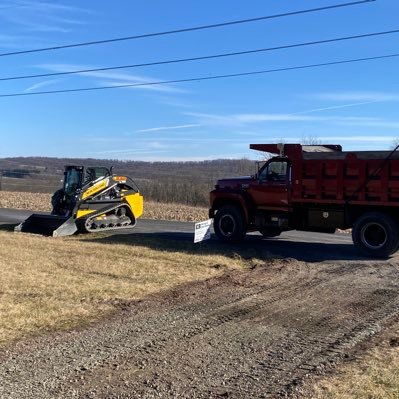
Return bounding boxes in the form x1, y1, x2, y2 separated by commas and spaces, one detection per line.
0, 207, 356, 262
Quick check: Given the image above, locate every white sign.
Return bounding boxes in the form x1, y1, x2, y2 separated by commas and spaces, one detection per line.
194, 219, 213, 243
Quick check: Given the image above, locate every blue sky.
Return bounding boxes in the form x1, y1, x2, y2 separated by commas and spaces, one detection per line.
1, 0, 399, 161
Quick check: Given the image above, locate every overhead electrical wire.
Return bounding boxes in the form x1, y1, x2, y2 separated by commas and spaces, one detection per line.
0, 52, 397, 98
0, 27, 396, 82
0, 0, 375, 57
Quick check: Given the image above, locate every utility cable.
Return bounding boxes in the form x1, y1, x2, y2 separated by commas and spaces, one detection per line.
0, 0, 375, 57
0, 51, 397, 98
0, 27, 396, 82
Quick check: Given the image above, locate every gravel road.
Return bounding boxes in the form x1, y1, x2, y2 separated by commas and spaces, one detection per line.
1, 253, 399, 398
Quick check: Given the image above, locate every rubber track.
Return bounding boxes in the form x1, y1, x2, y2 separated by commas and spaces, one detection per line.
77, 202, 136, 233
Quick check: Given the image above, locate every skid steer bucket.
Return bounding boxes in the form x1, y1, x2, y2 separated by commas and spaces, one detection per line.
14, 214, 78, 237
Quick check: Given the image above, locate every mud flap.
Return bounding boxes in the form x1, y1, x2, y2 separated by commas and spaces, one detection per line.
14, 214, 78, 237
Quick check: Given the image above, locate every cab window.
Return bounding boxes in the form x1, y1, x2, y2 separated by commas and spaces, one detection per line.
259, 161, 289, 182
84, 167, 110, 185
64, 169, 82, 195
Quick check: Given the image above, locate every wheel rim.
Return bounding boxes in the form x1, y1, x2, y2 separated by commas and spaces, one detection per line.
360, 222, 387, 250
219, 214, 236, 237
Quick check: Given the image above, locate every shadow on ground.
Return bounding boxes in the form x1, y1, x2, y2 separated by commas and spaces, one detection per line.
81, 232, 375, 263
0, 223, 17, 232
2, 220, 384, 262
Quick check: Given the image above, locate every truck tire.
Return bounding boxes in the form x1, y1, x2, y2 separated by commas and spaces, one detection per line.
352, 212, 399, 258
214, 205, 246, 242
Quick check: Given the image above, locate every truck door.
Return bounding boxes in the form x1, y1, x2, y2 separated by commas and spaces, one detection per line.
248, 159, 291, 210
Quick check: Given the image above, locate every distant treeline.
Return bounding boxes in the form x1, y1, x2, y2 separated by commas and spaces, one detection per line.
1, 168, 41, 178
0, 157, 256, 206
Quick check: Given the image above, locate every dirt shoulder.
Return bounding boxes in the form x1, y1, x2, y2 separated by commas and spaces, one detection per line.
299, 317, 399, 399
1, 254, 399, 398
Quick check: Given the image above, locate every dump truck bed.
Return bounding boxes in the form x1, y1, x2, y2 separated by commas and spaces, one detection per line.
292, 152, 399, 206
250, 143, 399, 206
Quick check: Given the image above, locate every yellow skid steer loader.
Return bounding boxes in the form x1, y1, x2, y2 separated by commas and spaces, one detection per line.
15, 166, 143, 237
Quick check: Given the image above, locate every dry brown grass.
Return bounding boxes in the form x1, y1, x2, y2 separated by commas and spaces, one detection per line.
143, 201, 208, 222
0, 191, 51, 212
308, 323, 399, 399
0, 230, 252, 347
0, 191, 208, 222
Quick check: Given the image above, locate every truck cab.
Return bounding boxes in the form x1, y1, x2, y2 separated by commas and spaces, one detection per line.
210, 153, 294, 242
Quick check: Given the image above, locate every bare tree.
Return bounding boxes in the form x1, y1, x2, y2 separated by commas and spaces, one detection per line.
391, 138, 399, 150
301, 135, 321, 145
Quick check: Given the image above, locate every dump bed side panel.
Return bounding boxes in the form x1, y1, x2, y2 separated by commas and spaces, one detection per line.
291, 156, 399, 205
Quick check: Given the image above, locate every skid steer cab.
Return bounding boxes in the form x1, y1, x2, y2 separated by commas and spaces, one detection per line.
15, 165, 144, 237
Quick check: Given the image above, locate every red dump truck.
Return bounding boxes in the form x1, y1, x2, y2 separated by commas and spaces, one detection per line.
209, 143, 399, 258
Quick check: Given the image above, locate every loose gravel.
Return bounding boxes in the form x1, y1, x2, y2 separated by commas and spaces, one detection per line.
1, 257, 399, 398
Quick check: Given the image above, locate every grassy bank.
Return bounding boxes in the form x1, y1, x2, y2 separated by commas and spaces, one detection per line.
0, 231, 250, 346
309, 322, 399, 399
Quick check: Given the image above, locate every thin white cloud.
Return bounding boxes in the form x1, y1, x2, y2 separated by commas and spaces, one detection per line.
4, 18, 70, 33
235, 114, 316, 122
136, 124, 201, 133
235, 131, 264, 137
23, 78, 61, 92
323, 135, 396, 143
308, 91, 399, 102
1, 1, 93, 14
0, 0, 93, 33
148, 141, 171, 149
333, 121, 399, 129
89, 137, 255, 143
0, 33, 54, 49
293, 101, 382, 114
186, 112, 319, 126
185, 111, 383, 126
38, 63, 184, 93
88, 149, 170, 156
153, 96, 194, 109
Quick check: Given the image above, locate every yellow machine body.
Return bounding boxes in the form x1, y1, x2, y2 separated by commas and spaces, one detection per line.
15, 166, 144, 237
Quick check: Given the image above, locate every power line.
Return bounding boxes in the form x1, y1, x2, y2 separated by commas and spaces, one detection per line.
1, 52, 397, 98
0, 27, 397, 82
0, 0, 375, 58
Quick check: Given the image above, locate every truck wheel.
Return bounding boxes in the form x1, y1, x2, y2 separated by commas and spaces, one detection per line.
214, 205, 246, 242
352, 212, 399, 258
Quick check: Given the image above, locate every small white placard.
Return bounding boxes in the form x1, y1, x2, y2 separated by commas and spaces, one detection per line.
194, 219, 213, 243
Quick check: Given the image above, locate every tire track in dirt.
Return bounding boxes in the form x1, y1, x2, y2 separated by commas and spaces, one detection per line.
1, 259, 399, 398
